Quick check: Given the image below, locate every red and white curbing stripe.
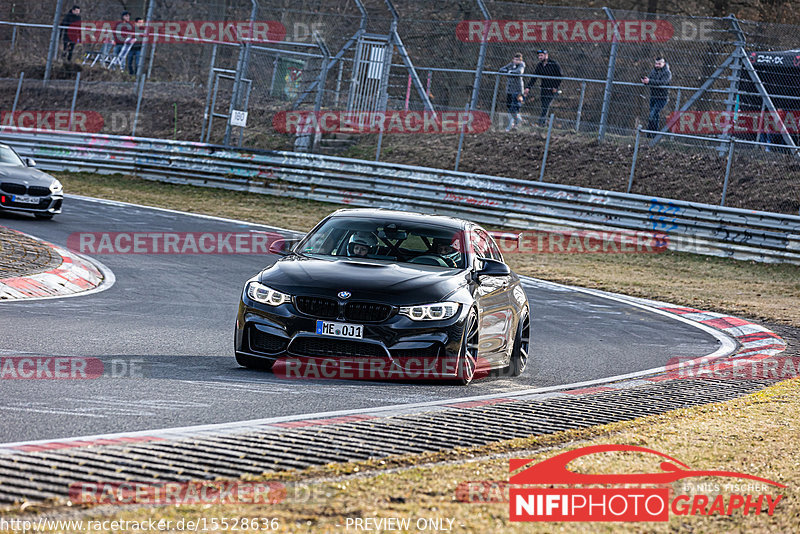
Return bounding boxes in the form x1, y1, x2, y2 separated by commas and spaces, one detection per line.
0, 235, 110, 301
0, 281, 788, 455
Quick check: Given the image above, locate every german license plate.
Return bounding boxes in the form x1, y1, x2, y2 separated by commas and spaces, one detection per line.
316, 320, 363, 339
12, 195, 38, 204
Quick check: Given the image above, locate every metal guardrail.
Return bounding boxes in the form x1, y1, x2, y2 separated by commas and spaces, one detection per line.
2, 127, 799, 264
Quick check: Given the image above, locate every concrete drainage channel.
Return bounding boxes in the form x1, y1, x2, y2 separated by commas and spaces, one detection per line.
0, 379, 779, 505
0, 283, 789, 506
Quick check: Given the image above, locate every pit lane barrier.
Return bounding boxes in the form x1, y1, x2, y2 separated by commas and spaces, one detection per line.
1, 127, 798, 264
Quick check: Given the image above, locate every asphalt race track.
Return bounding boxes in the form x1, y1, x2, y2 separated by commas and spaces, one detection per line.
0, 196, 723, 443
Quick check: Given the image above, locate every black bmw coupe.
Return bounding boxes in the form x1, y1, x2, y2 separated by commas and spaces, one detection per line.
234, 209, 530, 384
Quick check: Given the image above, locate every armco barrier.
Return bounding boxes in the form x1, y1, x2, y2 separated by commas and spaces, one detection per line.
2, 128, 799, 264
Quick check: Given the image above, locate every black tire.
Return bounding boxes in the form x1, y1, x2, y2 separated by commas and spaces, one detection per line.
456, 309, 480, 385
506, 310, 530, 377
235, 352, 274, 371
34, 213, 54, 220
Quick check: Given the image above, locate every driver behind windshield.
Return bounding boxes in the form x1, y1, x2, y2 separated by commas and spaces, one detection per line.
432, 237, 461, 268
347, 232, 378, 258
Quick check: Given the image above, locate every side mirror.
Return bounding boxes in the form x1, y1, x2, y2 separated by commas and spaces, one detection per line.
268, 238, 298, 256
26, 158, 36, 167
475, 258, 511, 277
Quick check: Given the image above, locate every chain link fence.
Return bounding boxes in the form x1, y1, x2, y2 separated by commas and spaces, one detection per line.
0, 0, 798, 214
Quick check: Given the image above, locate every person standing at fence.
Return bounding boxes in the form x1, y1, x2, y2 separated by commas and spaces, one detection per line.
524, 49, 562, 126
642, 55, 672, 136
127, 18, 145, 75
499, 53, 526, 131
60, 5, 81, 63
113, 11, 132, 58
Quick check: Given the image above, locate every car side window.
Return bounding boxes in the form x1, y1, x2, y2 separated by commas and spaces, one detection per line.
486, 234, 504, 263
472, 228, 491, 259
473, 228, 504, 263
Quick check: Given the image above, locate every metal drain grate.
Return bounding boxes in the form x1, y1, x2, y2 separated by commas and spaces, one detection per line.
0, 378, 776, 504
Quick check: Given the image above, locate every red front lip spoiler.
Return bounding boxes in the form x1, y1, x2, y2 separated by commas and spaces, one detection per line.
509, 444, 786, 488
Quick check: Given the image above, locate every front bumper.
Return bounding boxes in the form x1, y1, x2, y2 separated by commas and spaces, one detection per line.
0, 192, 63, 215
234, 295, 469, 379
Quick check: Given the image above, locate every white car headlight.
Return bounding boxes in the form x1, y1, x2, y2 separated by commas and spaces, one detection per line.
399, 302, 460, 321
49, 180, 63, 193
246, 281, 291, 306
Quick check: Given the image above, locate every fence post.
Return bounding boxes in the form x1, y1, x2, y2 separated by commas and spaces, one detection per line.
335, 61, 344, 106
721, 139, 735, 206
312, 32, 331, 153
137, 0, 156, 88
67, 72, 80, 131
44, 0, 67, 86
224, 43, 246, 146
490, 74, 500, 125
200, 44, 218, 142
146, 40, 156, 79
674, 88, 682, 113
627, 125, 642, 193
575, 81, 586, 132
11, 25, 17, 51
539, 113, 555, 182
455, 102, 470, 172
11, 72, 24, 118
469, 0, 490, 111
206, 74, 222, 143
132, 74, 147, 137
598, 7, 620, 141
375, 19, 397, 162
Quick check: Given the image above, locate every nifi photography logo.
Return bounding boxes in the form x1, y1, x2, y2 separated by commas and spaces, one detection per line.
504, 444, 785, 522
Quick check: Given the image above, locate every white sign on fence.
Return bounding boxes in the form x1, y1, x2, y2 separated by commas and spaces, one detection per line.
230, 110, 248, 127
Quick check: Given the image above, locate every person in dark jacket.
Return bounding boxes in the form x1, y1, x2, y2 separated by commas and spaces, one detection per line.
524, 49, 562, 125
642, 56, 672, 135
60, 5, 81, 62
127, 17, 145, 75
113, 11, 132, 58
498, 53, 526, 131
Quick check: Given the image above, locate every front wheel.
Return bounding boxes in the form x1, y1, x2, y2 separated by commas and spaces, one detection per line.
506, 310, 530, 377
456, 309, 480, 385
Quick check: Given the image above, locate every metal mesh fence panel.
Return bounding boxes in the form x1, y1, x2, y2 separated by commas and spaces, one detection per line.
1, 1, 799, 214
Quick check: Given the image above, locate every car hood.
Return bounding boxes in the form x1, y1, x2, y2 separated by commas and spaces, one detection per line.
0, 165, 56, 187
259, 256, 468, 305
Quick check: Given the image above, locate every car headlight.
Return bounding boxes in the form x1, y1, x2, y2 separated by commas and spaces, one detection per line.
49, 180, 63, 193
246, 281, 291, 306
399, 302, 460, 321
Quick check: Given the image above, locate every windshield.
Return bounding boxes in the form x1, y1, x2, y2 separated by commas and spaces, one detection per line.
298, 216, 466, 269
0, 145, 25, 167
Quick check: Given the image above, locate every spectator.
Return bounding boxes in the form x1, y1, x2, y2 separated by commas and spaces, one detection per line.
60, 5, 81, 63
498, 53, 526, 131
525, 49, 562, 126
642, 55, 672, 136
113, 11, 132, 58
127, 17, 145, 75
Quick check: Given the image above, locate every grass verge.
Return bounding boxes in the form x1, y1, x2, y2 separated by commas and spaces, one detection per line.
13, 171, 794, 533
